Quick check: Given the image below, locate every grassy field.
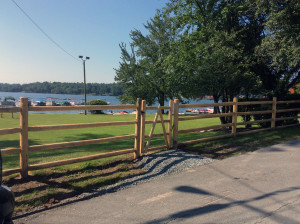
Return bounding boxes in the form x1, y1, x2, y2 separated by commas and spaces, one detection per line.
0, 112, 299, 214
0, 112, 225, 170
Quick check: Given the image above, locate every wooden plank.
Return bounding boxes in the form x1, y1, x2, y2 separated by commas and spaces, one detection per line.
29, 104, 136, 111
232, 97, 238, 136
145, 119, 171, 124
236, 128, 271, 136
144, 106, 160, 152
2, 168, 21, 176
146, 106, 171, 110
237, 101, 272, 105
140, 100, 146, 153
179, 102, 233, 108
178, 123, 233, 134
158, 107, 169, 149
147, 145, 168, 152
28, 148, 135, 171
28, 121, 137, 132
276, 108, 300, 113
178, 134, 233, 146
145, 133, 169, 138
0, 107, 20, 113
0, 148, 20, 155
173, 99, 179, 149
168, 100, 173, 148
20, 97, 29, 179
237, 110, 272, 116
0, 128, 21, 136
271, 97, 277, 128
178, 113, 233, 121
134, 98, 142, 159
237, 119, 273, 126
277, 100, 300, 104
275, 116, 300, 121
29, 134, 136, 151
275, 124, 300, 129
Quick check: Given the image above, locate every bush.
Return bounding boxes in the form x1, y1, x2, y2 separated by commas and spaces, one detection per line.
238, 95, 300, 128
86, 99, 108, 114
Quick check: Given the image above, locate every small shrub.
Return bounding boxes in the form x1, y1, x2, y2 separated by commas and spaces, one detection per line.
86, 99, 108, 114
238, 95, 300, 128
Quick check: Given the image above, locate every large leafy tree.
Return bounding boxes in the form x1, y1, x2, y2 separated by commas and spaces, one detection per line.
164, 0, 262, 123
115, 12, 181, 108
254, 0, 300, 98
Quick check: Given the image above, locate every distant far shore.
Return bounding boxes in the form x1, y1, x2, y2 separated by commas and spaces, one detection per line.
0, 82, 124, 96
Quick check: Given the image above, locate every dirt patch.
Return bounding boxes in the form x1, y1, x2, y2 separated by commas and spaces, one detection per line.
3, 159, 144, 216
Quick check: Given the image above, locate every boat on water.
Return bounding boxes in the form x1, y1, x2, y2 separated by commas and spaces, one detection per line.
0, 96, 16, 106
113, 111, 129, 115
186, 108, 214, 114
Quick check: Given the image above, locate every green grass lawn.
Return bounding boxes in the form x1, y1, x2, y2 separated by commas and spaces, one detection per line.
1, 113, 298, 171
1, 112, 299, 214
0, 112, 227, 170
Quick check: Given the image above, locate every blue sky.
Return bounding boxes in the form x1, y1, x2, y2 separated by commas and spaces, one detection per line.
0, 0, 168, 84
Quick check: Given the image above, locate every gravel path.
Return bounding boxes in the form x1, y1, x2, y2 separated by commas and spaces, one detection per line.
14, 149, 213, 219
77, 149, 213, 198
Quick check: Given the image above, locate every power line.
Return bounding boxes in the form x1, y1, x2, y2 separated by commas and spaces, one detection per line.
10, 0, 80, 62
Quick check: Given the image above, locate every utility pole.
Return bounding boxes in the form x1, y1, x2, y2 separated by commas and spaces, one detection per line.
78, 56, 90, 115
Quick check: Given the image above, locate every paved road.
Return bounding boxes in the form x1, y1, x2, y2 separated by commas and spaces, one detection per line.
15, 138, 300, 224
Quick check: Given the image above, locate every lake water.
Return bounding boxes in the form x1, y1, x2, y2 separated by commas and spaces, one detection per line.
0, 91, 214, 114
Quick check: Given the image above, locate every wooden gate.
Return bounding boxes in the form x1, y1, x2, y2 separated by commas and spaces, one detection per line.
140, 100, 173, 154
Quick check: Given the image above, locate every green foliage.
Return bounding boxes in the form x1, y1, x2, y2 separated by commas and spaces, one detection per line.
295, 83, 300, 94
0, 82, 123, 96
86, 99, 108, 114
238, 96, 300, 128
115, 11, 182, 108
254, 0, 300, 97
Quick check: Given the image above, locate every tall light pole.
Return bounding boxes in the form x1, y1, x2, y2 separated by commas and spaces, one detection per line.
79, 55, 90, 115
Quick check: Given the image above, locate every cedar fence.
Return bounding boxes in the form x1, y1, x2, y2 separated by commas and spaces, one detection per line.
0, 97, 299, 179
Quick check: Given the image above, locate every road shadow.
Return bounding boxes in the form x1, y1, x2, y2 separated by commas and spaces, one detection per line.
144, 185, 300, 224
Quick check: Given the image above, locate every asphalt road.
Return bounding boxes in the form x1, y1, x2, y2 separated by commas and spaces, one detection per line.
15, 138, 300, 224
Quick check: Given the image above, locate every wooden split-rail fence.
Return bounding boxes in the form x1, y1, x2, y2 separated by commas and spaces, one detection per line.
0, 97, 299, 179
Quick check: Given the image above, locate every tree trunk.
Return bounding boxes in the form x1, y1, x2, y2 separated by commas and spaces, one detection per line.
158, 93, 165, 114
245, 93, 251, 128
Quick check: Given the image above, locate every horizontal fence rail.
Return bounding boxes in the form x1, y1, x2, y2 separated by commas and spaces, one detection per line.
28, 135, 136, 151
28, 148, 136, 171
28, 121, 137, 132
173, 97, 300, 149
1, 97, 299, 178
179, 102, 233, 108
29, 104, 136, 111
0, 107, 21, 113
1, 98, 142, 178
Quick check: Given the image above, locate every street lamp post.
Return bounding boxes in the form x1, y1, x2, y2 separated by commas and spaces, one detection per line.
79, 56, 90, 115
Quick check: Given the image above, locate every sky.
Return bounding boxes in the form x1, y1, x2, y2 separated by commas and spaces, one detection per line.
0, 0, 168, 84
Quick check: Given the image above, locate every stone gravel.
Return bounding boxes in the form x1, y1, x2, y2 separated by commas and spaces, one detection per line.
80, 149, 214, 197
14, 149, 213, 219
57, 149, 213, 203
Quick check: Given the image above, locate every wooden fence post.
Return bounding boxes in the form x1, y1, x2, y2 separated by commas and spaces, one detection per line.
168, 100, 173, 149
140, 100, 146, 154
173, 99, 179, 149
232, 97, 238, 136
134, 98, 142, 159
158, 107, 169, 149
271, 97, 277, 129
20, 97, 29, 178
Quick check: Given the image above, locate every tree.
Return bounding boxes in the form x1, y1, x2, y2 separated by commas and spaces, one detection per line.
115, 12, 182, 109
163, 0, 263, 123
254, 0, 300, 99
86, 99, 108, 114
